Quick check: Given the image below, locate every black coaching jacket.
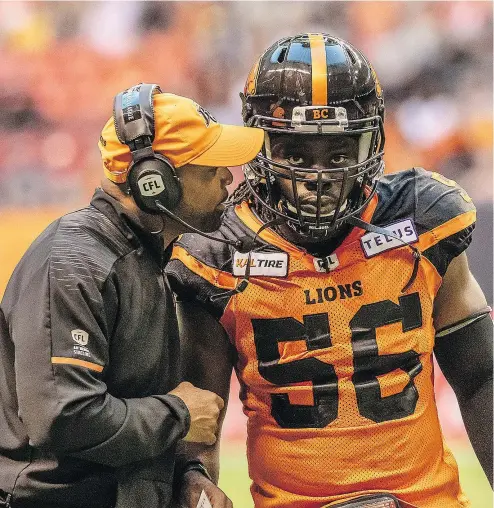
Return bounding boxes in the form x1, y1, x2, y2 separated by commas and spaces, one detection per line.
0, 188, 189, 508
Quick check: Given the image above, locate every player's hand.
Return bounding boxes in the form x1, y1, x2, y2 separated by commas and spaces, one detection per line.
169, 382, 224, 445
178, 470, 233, 508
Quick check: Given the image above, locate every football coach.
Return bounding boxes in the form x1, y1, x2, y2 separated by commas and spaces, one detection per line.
0, 84, 264, 508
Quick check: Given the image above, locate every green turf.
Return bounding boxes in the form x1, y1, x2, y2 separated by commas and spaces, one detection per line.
219, 441, 492, 508
449, 442, 493, 508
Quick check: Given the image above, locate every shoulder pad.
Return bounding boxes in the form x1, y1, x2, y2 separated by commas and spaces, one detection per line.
166, 205, 254, 318
373, 167, 475, 234
372, 168, 476, 276
413, 167, 475, 234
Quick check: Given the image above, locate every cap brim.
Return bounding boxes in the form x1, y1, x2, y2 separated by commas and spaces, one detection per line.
185, 124, 264, 168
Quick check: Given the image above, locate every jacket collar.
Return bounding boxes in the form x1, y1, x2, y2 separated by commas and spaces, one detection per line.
90, 188, 165, 266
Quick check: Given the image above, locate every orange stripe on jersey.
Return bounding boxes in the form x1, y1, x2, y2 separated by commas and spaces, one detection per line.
418, 210, 476, 251
308, 33, 327, 105
171, 245, 237, 289
51, 357, 104, 372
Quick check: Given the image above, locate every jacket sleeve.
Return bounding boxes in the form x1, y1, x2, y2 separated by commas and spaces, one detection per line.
11, 251, 189, 468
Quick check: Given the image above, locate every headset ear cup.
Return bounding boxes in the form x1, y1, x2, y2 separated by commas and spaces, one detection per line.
128, 156, 182, 214
157, 156, 182, 209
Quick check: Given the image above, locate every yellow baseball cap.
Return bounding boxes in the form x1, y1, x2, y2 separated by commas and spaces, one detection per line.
99, 92, 264, 183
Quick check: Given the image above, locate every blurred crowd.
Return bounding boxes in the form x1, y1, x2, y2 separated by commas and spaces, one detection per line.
0, 1, 492, 207
0, 1, 492, 446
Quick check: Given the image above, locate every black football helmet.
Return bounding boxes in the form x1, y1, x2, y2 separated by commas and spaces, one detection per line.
241, 33, 385, 238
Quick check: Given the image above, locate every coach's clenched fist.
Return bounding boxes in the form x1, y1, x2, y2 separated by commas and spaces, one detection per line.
170, 381, 224, 445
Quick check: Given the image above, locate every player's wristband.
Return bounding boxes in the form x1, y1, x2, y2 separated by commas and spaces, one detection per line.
181, 460, 213, 483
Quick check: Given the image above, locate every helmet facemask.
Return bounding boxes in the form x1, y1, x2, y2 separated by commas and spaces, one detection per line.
244, 103, 385, 240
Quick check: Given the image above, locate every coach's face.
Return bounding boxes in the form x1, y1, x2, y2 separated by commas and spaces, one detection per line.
173, 164, 233, 231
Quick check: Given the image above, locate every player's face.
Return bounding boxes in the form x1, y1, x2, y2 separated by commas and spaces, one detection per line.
174, 164, 233, 231
270, 134, 359, 218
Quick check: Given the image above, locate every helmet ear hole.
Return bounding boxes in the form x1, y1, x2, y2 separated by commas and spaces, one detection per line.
277, 47, 288, 63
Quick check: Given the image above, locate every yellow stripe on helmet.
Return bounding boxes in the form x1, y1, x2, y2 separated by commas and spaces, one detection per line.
245, 57, 261, 96
308, 33, 328, 106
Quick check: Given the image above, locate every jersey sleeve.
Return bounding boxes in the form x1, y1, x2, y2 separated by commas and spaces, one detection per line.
166, 207, 249, 319
413, 168, 476, 276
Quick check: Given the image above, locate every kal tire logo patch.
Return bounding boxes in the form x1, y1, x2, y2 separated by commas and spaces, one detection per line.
360, 219, 418, 258
233, 252, 288, 277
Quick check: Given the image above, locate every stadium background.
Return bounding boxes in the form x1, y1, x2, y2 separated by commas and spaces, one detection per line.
0, 1, 492, 506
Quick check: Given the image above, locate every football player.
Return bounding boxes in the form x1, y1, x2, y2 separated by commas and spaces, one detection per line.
167, 34, 492, 508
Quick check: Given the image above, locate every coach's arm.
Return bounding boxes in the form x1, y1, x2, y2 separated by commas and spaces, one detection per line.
174, 300, 235, 508
433, 252, 493, 486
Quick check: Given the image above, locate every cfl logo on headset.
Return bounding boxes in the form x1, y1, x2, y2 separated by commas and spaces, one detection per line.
138, 174, 165, 196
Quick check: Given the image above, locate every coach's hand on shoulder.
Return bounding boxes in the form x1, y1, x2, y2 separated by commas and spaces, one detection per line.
179, 470, 233, 508
170, 381, 224, 445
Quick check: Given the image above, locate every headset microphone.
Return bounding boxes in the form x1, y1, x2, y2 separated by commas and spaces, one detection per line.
154, 201, 254, 252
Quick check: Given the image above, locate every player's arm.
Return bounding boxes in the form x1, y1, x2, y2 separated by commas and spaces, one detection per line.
174, 300, 235, 508
433, 251, 493, 486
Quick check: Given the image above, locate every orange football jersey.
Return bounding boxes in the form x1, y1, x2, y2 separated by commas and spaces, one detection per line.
167, 168, 476, 507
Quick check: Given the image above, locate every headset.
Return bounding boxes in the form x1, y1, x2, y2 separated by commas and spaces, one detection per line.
112, 82, 254, 253
113, 83, 182, 214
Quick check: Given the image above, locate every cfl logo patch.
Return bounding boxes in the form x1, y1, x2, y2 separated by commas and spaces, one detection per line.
71, 329, 89, 346
313, 253, 339, 272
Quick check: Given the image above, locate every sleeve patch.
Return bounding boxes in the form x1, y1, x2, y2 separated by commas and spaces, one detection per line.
170, 245, 236, 290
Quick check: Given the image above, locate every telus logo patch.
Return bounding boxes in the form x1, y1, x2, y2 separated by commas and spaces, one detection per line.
360, 219, 418, 257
